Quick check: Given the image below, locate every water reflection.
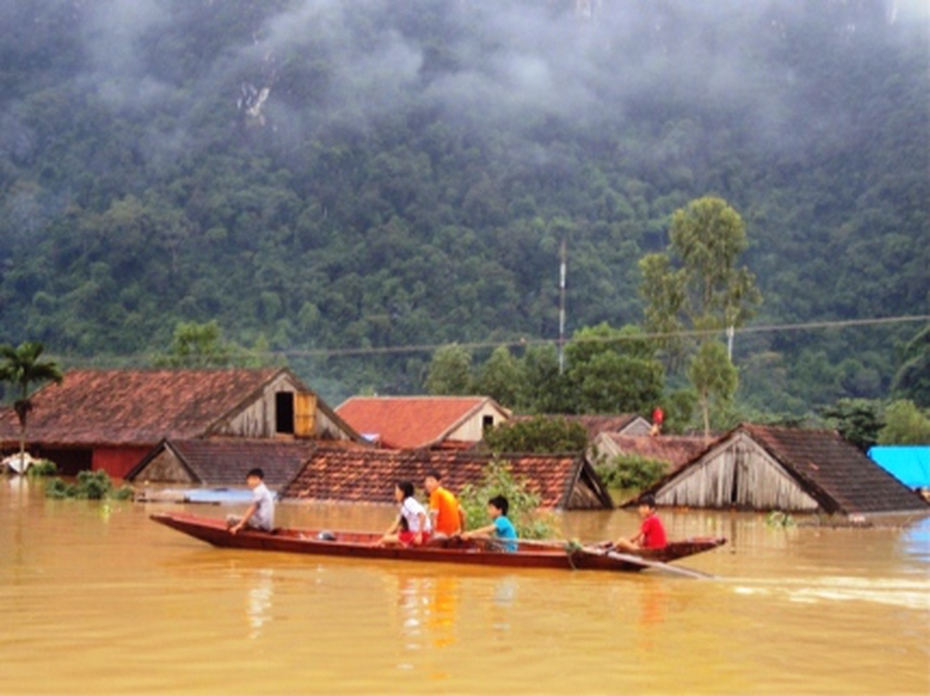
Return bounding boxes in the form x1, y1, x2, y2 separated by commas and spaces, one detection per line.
902, 515, 930, 564
391, 573, 461, 652
245, 568, 275, 639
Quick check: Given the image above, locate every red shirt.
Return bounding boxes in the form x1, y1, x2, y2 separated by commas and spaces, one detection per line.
640, 514, 667, 549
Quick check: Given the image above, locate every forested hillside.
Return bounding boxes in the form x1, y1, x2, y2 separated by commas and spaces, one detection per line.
0, 0, 927, 411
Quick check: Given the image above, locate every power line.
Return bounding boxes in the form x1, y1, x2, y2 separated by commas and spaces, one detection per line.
44, 314, 929, 365
273, 314, 930, 359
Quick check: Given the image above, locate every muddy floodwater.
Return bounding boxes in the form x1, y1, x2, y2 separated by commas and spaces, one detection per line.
1, 479, 927, 695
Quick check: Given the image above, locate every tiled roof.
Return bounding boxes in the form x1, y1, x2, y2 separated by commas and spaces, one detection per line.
741, 424, 929, 515
0, 368, 284, 446
599, 434, 711, 470
128, 438, 322, 487
512, 413, 644, 438
280, 447, 613, 509
638, 424, 929, 515
335, 396, 495, 449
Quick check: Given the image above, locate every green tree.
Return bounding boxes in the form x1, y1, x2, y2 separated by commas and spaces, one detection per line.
688, 339, 738, 437
425, 344, 473, 395
156, 320, 232, 368
892, 324, 930, 408
483, 416, 588, 454
565, 323, 664, 415
0, 341, 63, 470
877, 400, 930, 445
821, 398, 885, 452
639, 196, 761, 365
475, 345, 524, 408
517, 344, 572, 414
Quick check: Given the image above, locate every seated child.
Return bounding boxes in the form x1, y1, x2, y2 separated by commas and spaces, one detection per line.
611, 494, 666, 551
461, 495, 518, 553
227, 467, 275, 534
380, 480, 432, 546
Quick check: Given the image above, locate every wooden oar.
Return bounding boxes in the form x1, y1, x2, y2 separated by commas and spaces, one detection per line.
584, 546, 715, 580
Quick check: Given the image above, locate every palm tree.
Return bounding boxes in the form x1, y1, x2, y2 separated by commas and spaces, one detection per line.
0, 341, 63, 473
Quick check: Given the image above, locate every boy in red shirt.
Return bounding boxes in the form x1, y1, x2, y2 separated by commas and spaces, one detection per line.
611, 494, 667, 551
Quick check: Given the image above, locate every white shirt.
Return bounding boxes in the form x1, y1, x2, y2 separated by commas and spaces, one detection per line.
399, 497, 431, 533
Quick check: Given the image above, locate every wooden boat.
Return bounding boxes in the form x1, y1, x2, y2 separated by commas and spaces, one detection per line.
150, 512, 726, 575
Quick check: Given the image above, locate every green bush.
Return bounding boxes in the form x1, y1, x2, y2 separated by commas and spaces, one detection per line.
483, 416, 588, 454
595, 453, 667, 490
457, 458, 556, 539
44, 470, 134, 500
25, 459, 57, 477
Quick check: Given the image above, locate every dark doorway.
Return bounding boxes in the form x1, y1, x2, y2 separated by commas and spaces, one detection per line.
276, 392, 295, 434
37, 448, 93, 476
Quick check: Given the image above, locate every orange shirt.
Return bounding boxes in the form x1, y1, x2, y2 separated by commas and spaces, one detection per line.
429, 486, 462, 535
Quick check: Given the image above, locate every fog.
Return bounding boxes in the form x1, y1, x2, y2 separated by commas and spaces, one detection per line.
26, 0, 921, 166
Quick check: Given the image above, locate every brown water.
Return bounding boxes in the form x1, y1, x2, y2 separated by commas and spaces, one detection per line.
1, 478, 927, 695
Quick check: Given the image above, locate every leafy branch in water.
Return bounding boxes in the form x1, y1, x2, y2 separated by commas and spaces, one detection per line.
457, 458, 556, 539
46, 471, 134, 500
595, 453, 667, 491
25, 459, 58, 477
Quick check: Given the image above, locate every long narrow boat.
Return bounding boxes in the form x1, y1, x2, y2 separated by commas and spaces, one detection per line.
150, 512, 725, 574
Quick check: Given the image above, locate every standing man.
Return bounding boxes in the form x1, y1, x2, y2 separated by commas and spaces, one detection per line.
424, 470, 465, 538
228, 467, 275, 534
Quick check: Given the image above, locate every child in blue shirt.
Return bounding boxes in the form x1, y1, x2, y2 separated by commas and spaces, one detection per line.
462, 495, 518, 552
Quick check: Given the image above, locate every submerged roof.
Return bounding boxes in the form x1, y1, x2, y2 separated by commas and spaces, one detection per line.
127, 438, 324, 487
639, 424, 929, 516
512, 413, 647, 438
596, 434, 712, 470
280, 447, 613, 510
335, 396, 507, 449
868, 446, 930, 489
0, 368, 289, 447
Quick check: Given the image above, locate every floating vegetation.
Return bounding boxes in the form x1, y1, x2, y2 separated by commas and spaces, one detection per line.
46, 471, 134, 500
26, 459, 58, 477
765, 510, 796, 528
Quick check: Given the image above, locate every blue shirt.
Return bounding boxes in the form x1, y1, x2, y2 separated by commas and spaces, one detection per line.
493, 516, 518, 553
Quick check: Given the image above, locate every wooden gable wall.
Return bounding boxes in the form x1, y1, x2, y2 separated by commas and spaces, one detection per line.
212, 372, 354, 441
446, 400, 509, 443
133, 445, 198, 484
655, 431, 821, 511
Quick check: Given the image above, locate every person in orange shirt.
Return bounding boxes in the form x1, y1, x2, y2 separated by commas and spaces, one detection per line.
424, 471, 465, 538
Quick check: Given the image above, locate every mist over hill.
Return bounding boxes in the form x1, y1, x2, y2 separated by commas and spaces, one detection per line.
0, 0, 927, 410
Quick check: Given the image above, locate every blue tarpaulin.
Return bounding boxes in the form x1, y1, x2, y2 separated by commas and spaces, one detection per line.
868, 446, 930, 489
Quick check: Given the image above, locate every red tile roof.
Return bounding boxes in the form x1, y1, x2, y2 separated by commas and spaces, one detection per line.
280, 447, 613, 510
512, 413, 646, 438
0, 368, 285, 447
335, 396, 499, 449
598, 434, 712, 470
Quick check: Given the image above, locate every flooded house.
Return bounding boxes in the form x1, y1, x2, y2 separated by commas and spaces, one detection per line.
335, 395, 511, 449
0, 368, 362, 478
630, 424, 929, 517
280, 446, 614, 510
591, 432, 711, 472
511, 413, 653, 439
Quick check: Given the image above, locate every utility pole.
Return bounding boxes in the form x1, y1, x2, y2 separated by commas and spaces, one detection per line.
558, 238, 567, 375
